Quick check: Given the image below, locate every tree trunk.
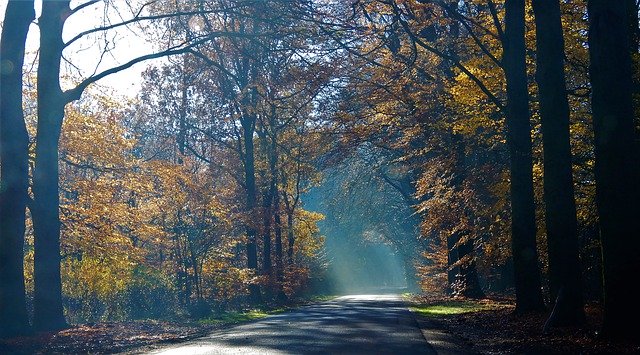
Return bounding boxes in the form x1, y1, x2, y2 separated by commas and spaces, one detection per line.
456, 234, 485, 299
627, 0, 639, 54
446, 232, 459, 293
503, 0, 546, 313
0, 0, 35, 338
177, 61, 188, 164
286, 211, 295, 263
31, 0, 71, 331
587, 0, 640, 340
531, 0, 585, 326
242, 116, 262, 303
262, 188, 273, 275
628, 0, 640, 135
268, 123, 286, 300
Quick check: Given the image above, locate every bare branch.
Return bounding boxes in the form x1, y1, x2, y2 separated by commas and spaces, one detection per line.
396, 16, 505, 114
64, 8, 225, 48
69, 0, 102, 16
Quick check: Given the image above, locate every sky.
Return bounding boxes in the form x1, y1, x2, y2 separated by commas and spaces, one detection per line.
1, 0, 163, 97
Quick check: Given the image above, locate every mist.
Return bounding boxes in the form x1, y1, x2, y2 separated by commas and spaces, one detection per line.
304, 148, 422, 295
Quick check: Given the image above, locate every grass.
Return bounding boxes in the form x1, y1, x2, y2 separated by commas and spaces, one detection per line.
199, 308, 287, 325
401, 292, 417, 299
410, 300, 497, 318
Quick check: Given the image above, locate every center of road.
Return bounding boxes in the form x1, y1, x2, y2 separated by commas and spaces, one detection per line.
147, 294, 436, 354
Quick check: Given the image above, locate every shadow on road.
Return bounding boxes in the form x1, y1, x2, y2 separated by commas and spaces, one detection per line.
151, 295, 434, 354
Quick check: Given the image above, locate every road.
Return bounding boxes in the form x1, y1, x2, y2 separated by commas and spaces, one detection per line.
148, 294, 436, 354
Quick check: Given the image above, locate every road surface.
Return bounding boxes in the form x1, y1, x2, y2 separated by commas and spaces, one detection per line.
148, 294, 436, 354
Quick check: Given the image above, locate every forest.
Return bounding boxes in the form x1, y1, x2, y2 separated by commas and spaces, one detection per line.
1, 0, 639, 353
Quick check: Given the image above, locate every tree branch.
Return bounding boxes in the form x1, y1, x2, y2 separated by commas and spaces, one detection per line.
69, 0, 102, 16
396, 16, 505, 113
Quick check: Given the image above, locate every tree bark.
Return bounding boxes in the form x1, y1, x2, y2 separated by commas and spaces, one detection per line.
286, 211, 295, 263
446, 232, 460, 292
587, 0, 640, 340
531, 0, 585, 326
268, 126, 286, 301
242, 115, 262, 303
262, 188, 273, 274
31, 0, 71, 331
455, 235, 485, 298
0, 0, 35, 338
503, 0, 546, 313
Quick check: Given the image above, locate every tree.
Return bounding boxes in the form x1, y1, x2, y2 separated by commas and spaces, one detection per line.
32, 0, 73, 331
31, 0, 217, 330
0, 0, 35, 338
502, 0, 545, 312
531, 0, 585, 326
587, 0, 640, 340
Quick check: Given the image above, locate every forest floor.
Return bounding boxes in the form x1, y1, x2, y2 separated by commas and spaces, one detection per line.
1, 320, 216, 354
0, 296, 333, 355
409, 295, 640, 354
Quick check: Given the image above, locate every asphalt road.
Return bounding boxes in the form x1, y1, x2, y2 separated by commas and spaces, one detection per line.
148, 294, 435, 354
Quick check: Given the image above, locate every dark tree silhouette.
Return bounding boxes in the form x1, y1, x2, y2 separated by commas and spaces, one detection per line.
0, 0, 35, 338
587, 0, 640, 340
502, 0, 545, 313
531, 0, 585, 326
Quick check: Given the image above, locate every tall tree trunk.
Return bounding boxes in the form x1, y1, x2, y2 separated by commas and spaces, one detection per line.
531, 0, 585, 326
31, 0, 71, 331
627, 0, 639, 54
268, 126, 286, 301
503, 0, 546, 313
258, 122, 273, 278
262, 188, 273, 275
587, 0, 640, 340
187, 236, 202, 301
446, 232, 460, 292
273, 189, 285, 299
242, 116, 262, 303
286, 211, 295, 263
177, 59, 188, 164
628, 0, 640, 134
0, 0, 35, 338
172, 230, 187, 307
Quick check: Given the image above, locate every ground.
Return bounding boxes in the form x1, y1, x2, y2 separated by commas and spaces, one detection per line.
1, 295, 639, 354
409, 296, 640, 354
0, 320, 216, 354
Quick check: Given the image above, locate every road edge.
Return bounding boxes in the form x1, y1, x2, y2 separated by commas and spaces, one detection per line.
408, 309, 479, 355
